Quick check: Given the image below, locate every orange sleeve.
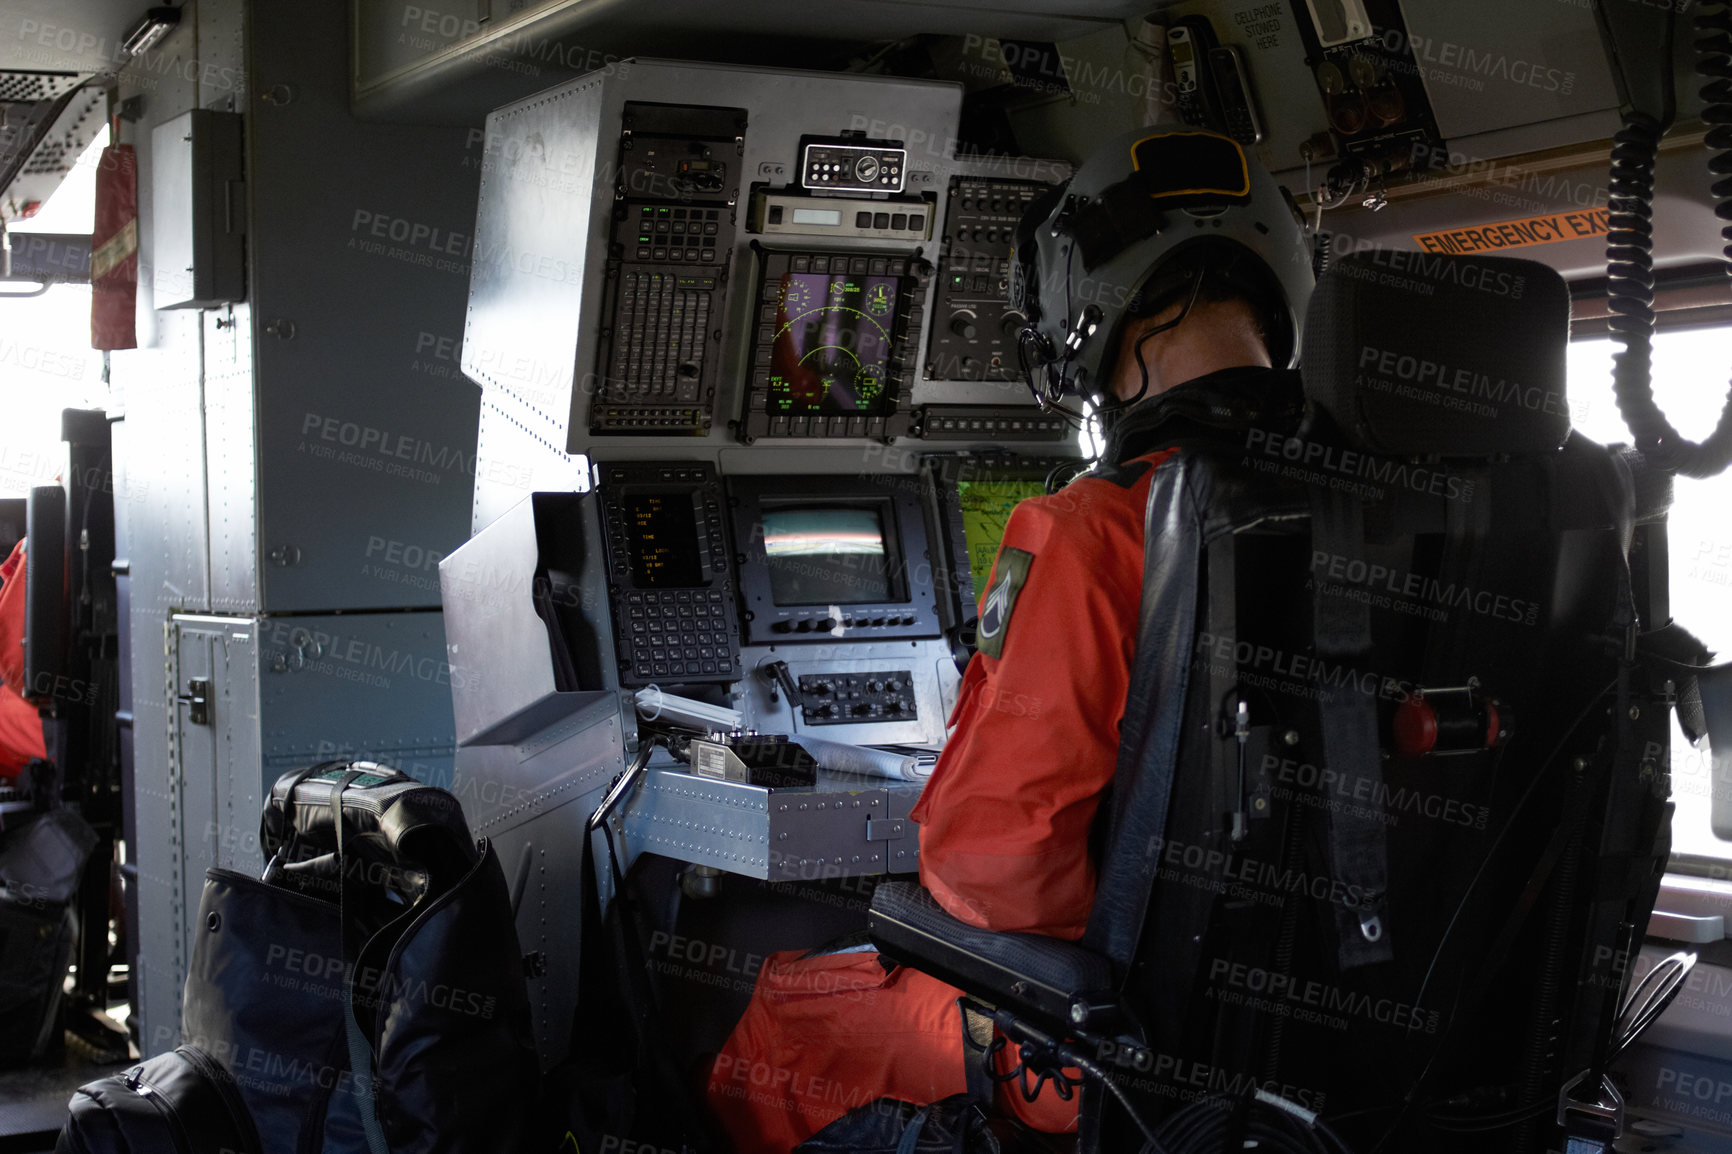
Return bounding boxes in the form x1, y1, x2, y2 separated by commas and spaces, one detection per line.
0, 682, 44, 779
910, 473, 1149, 940
0, 539, 25, 700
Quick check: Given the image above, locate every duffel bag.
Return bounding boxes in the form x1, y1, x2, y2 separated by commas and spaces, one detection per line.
58, 1044, 261, 1153
181, 760, 538, 1154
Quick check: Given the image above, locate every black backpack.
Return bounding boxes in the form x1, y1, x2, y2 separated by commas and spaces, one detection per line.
58, 1045, 261, 1153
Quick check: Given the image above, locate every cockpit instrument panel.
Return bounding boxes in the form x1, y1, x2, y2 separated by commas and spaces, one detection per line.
592, 102, 746, 437
598, 461, 743, 686
740, 250, 929, 442
727, 473, 942, 646
914, 157, 1072, 443
922, 451, 1088, 647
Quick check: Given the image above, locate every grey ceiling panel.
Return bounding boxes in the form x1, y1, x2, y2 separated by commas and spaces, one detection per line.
352, 0, 1150, 122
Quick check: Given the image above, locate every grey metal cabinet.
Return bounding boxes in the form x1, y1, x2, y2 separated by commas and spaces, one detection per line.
133, 611, 457, 1053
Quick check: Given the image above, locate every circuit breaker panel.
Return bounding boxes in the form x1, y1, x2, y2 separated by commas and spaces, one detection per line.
591, 103, 745, 436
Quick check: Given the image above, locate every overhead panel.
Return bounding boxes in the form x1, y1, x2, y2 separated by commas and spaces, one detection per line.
0, 77, 104, 222
1398, 0, 1619, 147
352, 0, 1154, 123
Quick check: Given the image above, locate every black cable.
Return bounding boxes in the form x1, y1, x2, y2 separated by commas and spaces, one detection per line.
1605, 3, 1732, 478
1017, 327, 1094, 431
1061, 1049, 1167, 1152
1121, 270, 1207, 409
1368, 677, 1621, 1152
1043, 458, 1090, 494
1153, 1093, 1357, 1154
1612, 949, 1697, 1060
1428, 1098, 1552, 1133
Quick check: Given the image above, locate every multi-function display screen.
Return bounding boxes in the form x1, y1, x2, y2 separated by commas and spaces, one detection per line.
766, 272, 902, 416
625, 492, 703, 588
956, 480, 1046, 604
761, 506, 893, 605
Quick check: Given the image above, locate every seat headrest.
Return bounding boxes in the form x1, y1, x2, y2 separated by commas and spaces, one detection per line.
1301, 251, 1572, 457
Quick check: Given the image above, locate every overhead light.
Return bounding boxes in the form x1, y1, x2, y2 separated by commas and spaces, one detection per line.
122, 7, 180, 58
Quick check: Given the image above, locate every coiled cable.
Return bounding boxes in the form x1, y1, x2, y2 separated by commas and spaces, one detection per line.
1606, 3, 1732, 478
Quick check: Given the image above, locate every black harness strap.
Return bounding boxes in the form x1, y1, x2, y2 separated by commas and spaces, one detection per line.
1084, 457, 1204, 968
1309, 487, 1395, 969
329, 769, 390, 1154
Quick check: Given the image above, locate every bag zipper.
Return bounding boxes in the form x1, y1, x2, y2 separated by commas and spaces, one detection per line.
128, 1063, 198, 1152
368, 839, 495, 1056
182, 1045, 266, 1154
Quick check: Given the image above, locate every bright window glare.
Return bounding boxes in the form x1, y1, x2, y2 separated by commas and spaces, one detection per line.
11, 125, 107, 234
1567, 329, 1732, 860
0, 127, 111, 500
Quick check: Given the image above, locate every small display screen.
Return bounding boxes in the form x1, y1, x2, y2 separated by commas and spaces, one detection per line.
625, 492, 703, 588
1170, 38, 1194, 65
791, 207, 843, 226
767, 272, 902, 415
761, 506, 894, 605
957, 480, 1047, 604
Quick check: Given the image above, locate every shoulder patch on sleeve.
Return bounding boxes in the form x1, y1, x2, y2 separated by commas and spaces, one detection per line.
976, 546, 1034, 660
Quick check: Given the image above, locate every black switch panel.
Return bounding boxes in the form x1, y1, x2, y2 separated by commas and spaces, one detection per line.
798, 671, 918, 726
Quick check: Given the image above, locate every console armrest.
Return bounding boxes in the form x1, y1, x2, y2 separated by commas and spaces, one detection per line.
868, 880, 1113, 1034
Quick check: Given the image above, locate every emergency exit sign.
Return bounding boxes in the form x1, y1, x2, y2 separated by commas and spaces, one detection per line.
1414, 208, 1611, 255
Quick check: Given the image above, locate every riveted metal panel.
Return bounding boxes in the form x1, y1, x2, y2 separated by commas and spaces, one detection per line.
113, 37, 213, 1034
134, 616, 194, 1056
620, 766, 922, 881
205, 303, 259, 611
210, 620, 264, 875
483, 812, 600, 1069
256, 610, 458, 778
246, 0, 480, 611
456, 701, 624, 839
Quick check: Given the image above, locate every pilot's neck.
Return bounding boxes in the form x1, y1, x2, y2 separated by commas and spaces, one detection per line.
1110, 303, 1273, 403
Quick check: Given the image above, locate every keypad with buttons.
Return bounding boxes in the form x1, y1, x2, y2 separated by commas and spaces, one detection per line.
599, 462, 742, 686
594, 199, 735, 435
618, 587, 737, 681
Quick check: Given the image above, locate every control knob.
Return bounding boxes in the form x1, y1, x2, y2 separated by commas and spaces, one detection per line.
949, 310, 979, 339
999, 311, 1027, 338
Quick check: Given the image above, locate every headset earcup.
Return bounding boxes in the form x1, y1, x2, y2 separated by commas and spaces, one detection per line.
1010, 184, 1068, 324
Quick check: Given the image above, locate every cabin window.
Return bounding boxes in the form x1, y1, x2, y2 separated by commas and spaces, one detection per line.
1, 127, 111, 507
1568, 326, 1732, 864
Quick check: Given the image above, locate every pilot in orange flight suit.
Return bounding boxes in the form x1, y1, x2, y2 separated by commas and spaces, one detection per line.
707, 129, 1316, 1152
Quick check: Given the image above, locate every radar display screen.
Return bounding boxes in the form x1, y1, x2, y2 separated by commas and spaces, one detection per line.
625, 492, 704, 588
956, 480, 1046, 604
761, 506, 895, 605
766, 271, 903, 416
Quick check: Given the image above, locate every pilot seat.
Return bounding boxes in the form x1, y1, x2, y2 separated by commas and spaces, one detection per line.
869, 250, 1708, 1154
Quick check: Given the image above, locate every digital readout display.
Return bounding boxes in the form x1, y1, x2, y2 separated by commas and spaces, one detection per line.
767, 272, 901, 415
626, 492, 703, 588
762, 506, 893, 605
